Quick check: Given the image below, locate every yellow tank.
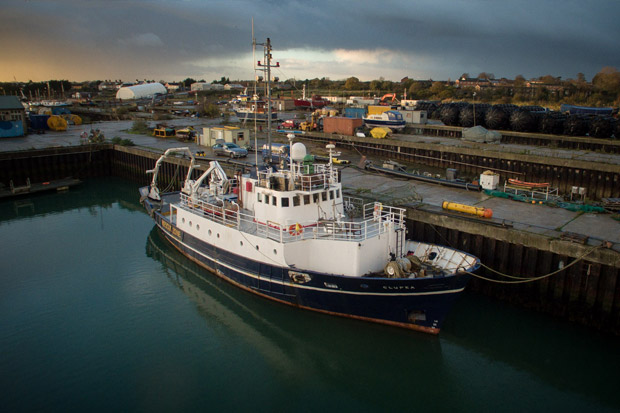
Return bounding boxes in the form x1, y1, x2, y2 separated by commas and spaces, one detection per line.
442, 201, 493, 218
47, 115, 68, 131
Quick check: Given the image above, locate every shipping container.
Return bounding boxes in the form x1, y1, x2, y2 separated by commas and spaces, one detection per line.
273, 98, 296, 111
28, 114, 51, 131
367, 105, 391, 116
344, 107, 366, 119
323, 117, 363, 136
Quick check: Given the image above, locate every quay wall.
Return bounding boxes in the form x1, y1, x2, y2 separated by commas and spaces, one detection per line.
410, 124, 620, 154
1, 145, 618, 334
299, 133, 620, 200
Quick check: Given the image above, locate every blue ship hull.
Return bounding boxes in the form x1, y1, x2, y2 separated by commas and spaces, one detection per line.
145, 198, 471, 334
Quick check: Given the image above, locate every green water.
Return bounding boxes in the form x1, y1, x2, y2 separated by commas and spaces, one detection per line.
1, 177, 618, 412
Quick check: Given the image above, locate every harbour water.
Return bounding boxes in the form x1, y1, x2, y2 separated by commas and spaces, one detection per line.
1, 177, 619, 412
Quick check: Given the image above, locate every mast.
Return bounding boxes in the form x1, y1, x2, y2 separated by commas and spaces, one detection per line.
256, 38, 279, 162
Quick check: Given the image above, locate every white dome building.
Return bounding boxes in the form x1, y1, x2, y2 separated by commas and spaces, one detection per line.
115, 83, 167, 100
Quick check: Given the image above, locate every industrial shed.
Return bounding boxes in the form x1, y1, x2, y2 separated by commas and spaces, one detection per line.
115, 83, 167, 100
0, 96, 26, 138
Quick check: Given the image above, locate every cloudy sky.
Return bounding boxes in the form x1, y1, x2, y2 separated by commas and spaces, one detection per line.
2, 0, 619, 83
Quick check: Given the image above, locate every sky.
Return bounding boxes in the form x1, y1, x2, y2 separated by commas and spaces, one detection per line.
2, 0, 620, 84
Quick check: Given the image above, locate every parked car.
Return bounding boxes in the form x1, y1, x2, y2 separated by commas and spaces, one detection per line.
279, 119, 299, 129
212, 142, 248, 158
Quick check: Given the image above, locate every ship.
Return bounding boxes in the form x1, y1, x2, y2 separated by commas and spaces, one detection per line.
294, 85, 330, 109
233, 94, 278, 122
363, 110, 407, 130
139, 139, 480, 334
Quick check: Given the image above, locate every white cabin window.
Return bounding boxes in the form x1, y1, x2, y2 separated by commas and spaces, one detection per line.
272, 197, 277, 206
303, 195, 310, 205
257, 193, 262, 202
293, 195, 300, 206
329, 190, 334, 200
282, 197, 289, 207
264, 194, 270, 204
313, 193, 319, 203
321, 191, 327, 201
336, 189, 340, 198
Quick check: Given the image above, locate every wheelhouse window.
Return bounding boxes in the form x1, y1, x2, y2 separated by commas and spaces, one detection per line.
293, 195, 300, 207
321, 191, 327, 201
329, 190, 334, 200
272, 196, 277, 206
282, 197, 289, 207
313, 193, 319, 203
303, 195, 311, 205
257, 193, 262, 203
264, 194, 270, 204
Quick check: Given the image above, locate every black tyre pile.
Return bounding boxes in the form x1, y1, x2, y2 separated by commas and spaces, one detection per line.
432, 101, 618, 139
459, 103, 490, 127
413, 101, 438, 119
438, 102, 469, 126
485, 104, 517, 130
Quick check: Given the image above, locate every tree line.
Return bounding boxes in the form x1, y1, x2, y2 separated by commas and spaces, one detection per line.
2, 67, 619, 108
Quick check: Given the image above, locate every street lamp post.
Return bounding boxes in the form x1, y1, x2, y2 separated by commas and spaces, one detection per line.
472, 92, 477, 127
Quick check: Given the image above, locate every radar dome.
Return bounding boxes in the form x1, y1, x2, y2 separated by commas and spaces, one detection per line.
290, 142, 307, 162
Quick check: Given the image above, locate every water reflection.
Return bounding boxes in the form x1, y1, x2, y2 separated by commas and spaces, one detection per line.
145, 227, 449, 408
0, 177, 141, 223
146, 225, 620, 411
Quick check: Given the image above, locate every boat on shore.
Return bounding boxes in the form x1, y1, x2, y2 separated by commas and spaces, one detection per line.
363, 110, 406, 130
233, 94, 278, 122
294, 85, 329, 109
139, 140, 479, 334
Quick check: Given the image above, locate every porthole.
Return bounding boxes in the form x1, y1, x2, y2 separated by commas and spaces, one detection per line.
273, 249, 277, 255
196, 224, 200, 230
240, 241, 244, 246
189, 221, 192, 227
256, 245, 260, 250
217, 233, 220, 238
208, 229, 212, 235
182, 217, 185, 223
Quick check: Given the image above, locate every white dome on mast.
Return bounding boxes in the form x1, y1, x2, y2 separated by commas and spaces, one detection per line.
290, 142, 307, 162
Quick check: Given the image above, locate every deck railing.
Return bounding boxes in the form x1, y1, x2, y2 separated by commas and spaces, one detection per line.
179, 193, 405, 244
256, 163, 339, 192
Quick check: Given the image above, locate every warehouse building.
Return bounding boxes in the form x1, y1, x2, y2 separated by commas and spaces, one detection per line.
115, 83, 167, 100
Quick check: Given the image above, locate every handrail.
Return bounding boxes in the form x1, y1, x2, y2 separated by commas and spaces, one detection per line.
179, 193, 405, 244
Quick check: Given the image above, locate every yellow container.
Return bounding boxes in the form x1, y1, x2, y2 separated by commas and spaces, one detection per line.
367, 105, 391, 116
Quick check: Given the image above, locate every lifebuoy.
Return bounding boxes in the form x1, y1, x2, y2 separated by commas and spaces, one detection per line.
373, 203, 382, 219
288, 223, 303, 236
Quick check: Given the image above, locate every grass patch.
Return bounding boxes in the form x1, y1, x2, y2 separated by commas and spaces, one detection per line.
127, 119, 151, 135
111, 137, 136, 146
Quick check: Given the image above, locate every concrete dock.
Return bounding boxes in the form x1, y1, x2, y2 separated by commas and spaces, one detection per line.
1, 119, 618, 246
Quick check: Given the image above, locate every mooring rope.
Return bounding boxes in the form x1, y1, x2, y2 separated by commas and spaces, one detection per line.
472, 244, 602, 284
427, 223, 603, 284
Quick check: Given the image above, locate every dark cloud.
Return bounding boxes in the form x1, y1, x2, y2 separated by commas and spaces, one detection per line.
2, 0, 619, 82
